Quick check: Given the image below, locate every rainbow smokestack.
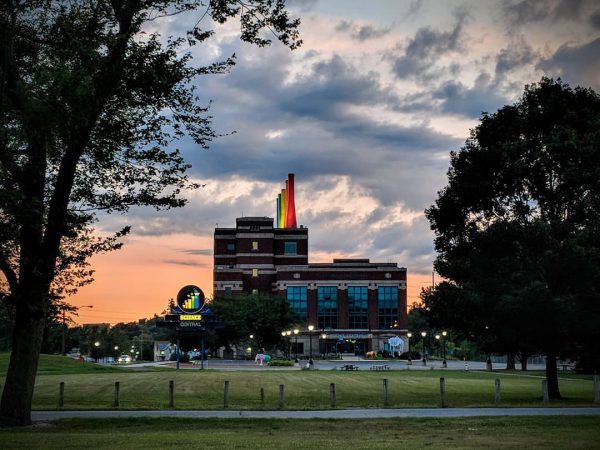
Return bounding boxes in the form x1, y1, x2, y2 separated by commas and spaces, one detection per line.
286, 173, 297, 228
275, 174, 297, 228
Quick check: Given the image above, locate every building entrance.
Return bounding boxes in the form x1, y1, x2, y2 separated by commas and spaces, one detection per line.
323, 338, 368, 356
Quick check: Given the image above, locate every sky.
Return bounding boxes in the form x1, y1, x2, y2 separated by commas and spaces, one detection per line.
71, 0, 600, 324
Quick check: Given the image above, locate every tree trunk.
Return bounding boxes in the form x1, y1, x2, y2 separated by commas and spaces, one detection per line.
520, 352, 528, 371
506, 353, 516, 370
545, 353, 561, 400
0, 295, 47, 426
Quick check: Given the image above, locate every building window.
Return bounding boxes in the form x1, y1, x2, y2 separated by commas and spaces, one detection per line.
252, 241, 259, 251
287, 286, 307, 321
252, 268, 258, 277
224, 286, 232, 297
378, 286, 398, 330
226, 242, 235, 251
348, 286, 368, 329
317, 286, 338, 329
284, 241, 297, 255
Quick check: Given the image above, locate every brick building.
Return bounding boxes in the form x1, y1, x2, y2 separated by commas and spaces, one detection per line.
213, 216, 408, 356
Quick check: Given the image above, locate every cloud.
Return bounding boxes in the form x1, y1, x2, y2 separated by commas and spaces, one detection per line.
537, 38, 600, 90
495, 38, 539, 77
388, 11, 467, 81
502, 0, 599, 27
180, 249, 213, 255
162, 259, 208, 267
335, 20, 392, 41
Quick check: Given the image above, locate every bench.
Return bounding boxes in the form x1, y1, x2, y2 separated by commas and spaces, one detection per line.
341, 364, 359, 371
370, 364, 390, 371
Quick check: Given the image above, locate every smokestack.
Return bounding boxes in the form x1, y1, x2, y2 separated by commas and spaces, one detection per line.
286, 173, 297, 228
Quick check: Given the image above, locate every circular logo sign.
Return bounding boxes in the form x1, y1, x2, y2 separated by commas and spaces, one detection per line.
176, 285, 205, 313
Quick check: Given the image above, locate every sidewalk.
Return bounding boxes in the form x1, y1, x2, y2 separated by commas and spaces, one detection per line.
32, 407, 600, 421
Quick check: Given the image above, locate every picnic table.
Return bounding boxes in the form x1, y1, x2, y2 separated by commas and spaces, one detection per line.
370, 364, 390, 371
341, 364, 359, 371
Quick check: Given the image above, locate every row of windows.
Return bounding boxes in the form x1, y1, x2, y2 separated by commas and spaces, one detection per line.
286, 286, 399, 329
224, 241, 298, 254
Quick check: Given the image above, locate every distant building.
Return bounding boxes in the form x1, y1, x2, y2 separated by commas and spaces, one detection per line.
212, 175, 408, 356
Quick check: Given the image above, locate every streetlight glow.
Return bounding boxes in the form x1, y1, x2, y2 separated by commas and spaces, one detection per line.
94, 341, 100, 347
308, 325, 314, 331
421, 331, 427, 338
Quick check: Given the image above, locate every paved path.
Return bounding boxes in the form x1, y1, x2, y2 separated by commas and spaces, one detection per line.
32, 407, 600, 421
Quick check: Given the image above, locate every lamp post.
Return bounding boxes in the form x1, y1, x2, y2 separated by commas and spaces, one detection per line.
421, 331, 427, 366
308, 324, 315, 364
320, 333, 327, 358
62, 305, 93, 355
442, 331, 447, 368
407, 332, 413, 365
286, 330, 292, 360
94, 341, 100, 363
293, 329, 299, 362
281, 331, 287, 358
249, 334, 254, 359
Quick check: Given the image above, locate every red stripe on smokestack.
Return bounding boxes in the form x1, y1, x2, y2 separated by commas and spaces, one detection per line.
286, 173, 297, 228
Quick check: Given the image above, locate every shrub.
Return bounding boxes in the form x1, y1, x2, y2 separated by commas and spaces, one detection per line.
269, 359, 295, 366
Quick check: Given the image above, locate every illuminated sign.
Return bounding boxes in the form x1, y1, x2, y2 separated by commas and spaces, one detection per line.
176, 285, 205, 314
180, 315, 202, 321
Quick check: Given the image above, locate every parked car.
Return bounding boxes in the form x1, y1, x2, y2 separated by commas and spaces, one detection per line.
118, 354, 132, 364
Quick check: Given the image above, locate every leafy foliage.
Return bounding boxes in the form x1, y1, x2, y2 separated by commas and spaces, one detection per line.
425, 78, 600, 396
0, 0, 301, 424
210, 293, 299, 351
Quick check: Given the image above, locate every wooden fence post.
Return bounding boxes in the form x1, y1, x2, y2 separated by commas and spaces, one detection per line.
439, 377, 446, 408
224, 381, 230, 408
330, 383, 336, 408
58, 382, 65, 408
542, 379, 549, 403
279, 384, 285, 409
114, 381, 120, 407
169, 380, 174, 408
594, 375, 599, 403
383, 379, 389, 407
260, 387, 265, 407
494, 379, 501, 405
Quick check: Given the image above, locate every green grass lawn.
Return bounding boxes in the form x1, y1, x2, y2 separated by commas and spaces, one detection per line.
1, 416, 600, 449
1, 354, 597, 410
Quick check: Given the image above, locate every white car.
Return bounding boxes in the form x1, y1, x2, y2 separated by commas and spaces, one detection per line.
118, 355, 132, 364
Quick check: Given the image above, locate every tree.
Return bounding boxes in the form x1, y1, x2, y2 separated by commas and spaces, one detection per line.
210, 293, 299, 352
425, 78, 600, 399
0, 0, 300, 425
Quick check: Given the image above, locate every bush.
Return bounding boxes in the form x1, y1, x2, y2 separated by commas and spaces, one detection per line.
399, 351, 422, 360
269, 359, 295, 366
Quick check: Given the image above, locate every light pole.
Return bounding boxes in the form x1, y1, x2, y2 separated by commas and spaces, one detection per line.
421, 331, 427, 366
94, 341, 100, 363
281, 331, 287, 358
286, 330, 292, 359
321, 333, 327, 358
407, 332, 413, 365
293, 329, 299, 362
249, 334, 254, 359
442, 331, 447, 368
308, 324, 315, 364
62, 305, 93, 356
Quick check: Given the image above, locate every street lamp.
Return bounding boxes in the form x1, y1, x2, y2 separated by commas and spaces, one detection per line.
62, 305, 93, 356
407, 332, 413, 365
308, 324, 315, 364
293, 329, 299, 362
420, 331, 427, 366
321, 333, 327, 358
441, 331, 448, 368
249, 334, 254, 359
281, 331, 287, 358
286, 330, 292, 360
